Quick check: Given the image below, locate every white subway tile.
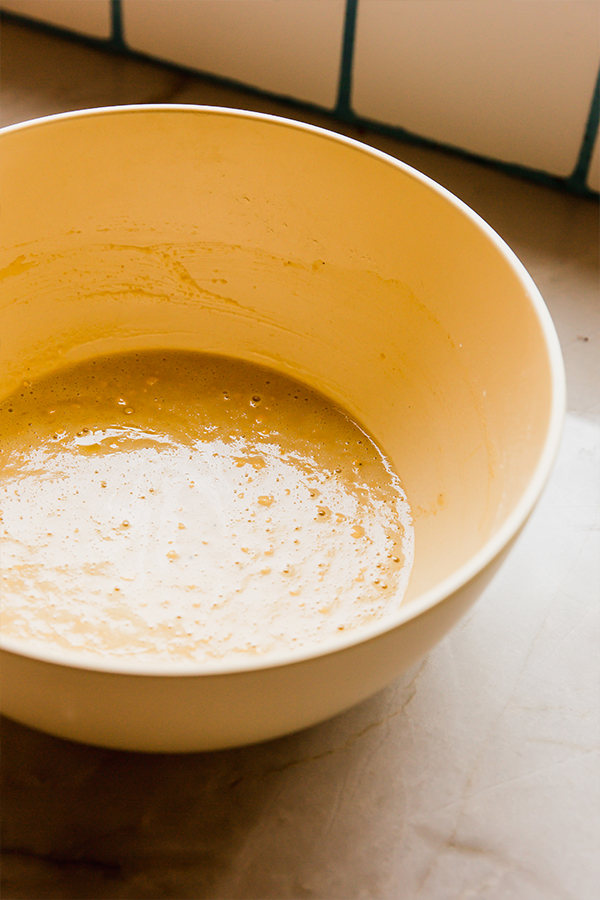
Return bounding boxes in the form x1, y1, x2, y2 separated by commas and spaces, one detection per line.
352, 0, 600, 177
587, 128, 599, 193
122, 0, 346, 110
0, 0, 111, 39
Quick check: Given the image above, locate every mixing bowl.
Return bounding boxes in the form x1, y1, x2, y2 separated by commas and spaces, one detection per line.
0, 106, 565, 752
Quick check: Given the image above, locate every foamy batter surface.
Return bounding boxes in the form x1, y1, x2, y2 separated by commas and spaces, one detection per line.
0, 350, 413, 661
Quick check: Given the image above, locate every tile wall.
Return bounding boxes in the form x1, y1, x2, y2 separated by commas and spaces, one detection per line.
1, 0, 111, 38
2, 0, 598, 193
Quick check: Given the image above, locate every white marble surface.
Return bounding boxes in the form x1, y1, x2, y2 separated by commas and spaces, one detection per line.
1, 19, 598, 900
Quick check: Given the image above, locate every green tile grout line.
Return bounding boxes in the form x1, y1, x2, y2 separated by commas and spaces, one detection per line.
2, 0, 598, 196
110, 0, 126, 52
335, 0, 358, 117
568, 64, 600, 193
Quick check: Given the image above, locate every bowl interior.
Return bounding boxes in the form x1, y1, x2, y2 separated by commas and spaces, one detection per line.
0, 107, 561, 636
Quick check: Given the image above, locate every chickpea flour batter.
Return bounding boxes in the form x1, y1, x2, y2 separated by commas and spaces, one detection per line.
0, 350, 413, 661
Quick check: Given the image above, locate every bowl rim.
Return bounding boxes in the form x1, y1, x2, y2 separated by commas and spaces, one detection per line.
0, 103, 567, 677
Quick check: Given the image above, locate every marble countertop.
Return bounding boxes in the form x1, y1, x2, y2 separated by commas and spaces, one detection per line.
1, 19, 598, 900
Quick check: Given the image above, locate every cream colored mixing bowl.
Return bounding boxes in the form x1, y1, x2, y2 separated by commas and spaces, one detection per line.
0, 106, 565, 752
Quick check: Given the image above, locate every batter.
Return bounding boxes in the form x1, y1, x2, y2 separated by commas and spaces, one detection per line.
0, 350, 413, 661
